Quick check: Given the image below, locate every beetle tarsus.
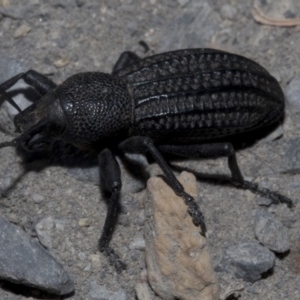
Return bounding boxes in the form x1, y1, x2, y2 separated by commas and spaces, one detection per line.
182, 193, 206, 234
231, 179, 293, 208
100, 245, 126, 273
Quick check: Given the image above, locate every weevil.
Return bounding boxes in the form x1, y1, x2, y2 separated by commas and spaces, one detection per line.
0, 48, 293, 272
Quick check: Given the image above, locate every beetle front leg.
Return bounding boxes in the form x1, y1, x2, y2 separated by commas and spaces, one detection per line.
98, 148, 126, 273
159, 143, 293, 207
119, 136, 206, 234
0, 70, 57, 112
0, 70, 57, 96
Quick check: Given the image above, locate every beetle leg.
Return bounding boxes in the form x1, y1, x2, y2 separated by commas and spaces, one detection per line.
112, 51, 141, 74
0, 70, 57, 97
98, 148, 126, 273
159, 143, 293, 208
119, 136, 206, 234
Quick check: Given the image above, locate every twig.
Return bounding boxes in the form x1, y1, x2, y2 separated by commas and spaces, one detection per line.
252, 0, 300, 27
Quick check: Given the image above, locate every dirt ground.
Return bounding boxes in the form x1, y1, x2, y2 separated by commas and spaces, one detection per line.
0, 0, 300, 299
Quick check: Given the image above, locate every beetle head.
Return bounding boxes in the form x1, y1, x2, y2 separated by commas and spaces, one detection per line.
1, 91, 67, 152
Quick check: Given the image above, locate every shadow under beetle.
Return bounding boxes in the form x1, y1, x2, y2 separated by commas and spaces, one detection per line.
0, 48, 293, 272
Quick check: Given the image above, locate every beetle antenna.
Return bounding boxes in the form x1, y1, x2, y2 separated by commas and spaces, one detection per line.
0, 137, 19, 149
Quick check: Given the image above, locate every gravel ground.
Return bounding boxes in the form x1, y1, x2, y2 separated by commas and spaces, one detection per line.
0, 0, 300, 299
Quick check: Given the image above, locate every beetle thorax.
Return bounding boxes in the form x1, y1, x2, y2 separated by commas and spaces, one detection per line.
56, 72, 131, 148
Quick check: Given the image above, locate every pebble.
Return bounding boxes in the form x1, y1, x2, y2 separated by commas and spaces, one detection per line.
35, 216, 68, 249
256, 196, 273, 207
13, 23, 31, 38
78, 218, 91, 227
32, 193, 44, 204
89, 282, 126, 300
216, 243, 275, 282
0, 214, 74, 295
129, 235, 145, 250
285, 74, 300, 110
177, 0, 190, 7
53, 57, 70, 68
220, 4, 237, 20
254, 209, 290, 253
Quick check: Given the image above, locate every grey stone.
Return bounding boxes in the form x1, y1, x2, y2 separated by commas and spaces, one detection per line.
32, 193, 44, 204
135, 282, 153, 300
129, 235, 145, 250
283, 137, 300, 172
0, 5, 27, 19
256, 196, 273, 207
156, 2, 221, 51
285, 74, 300, 110
0, 214, 74, 295
216, 243, 275, 282
220, 4, 238, 20
68, 165, 100, 184
75, 0, 85, 7
34, 216, 68, 249
89, 282, 126, 300
177, 0, 190, 7
254, 210, 290, 253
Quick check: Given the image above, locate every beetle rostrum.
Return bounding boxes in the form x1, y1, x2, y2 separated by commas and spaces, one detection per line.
0, 48, 293, 272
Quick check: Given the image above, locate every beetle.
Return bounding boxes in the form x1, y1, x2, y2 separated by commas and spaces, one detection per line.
0, 48, 293, 272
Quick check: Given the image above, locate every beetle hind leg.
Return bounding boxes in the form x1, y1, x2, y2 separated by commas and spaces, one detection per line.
159, 143, 293, 208
98, 148, 126, 273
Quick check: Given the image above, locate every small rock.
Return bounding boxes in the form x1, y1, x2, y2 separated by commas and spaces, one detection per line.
68, 165, 100, 183
13, 23, 31, 38
244, 189, 256, 202
0, 214, 74, 295
135, 270, 154, 300
177, 0, 190, 7
89, 282, 126, 300
220, 4, 237, 20
129, 235, 145, 250
256, 196, 273, 207
0, 5, 24, 19
144, 171, 219, 300
282, 137, 300, 172
216, 243, 275, 282
137, 209, 145, 226
35, 216, 68, 249
285, 75, 300, 110
75, 0, 85, 7
0, 0, 11, 8
135, 282, 152, 300
53, 57, 70, 68
78, 218, 91, 227
32, 193, 44, 204
254, 209, 290, 253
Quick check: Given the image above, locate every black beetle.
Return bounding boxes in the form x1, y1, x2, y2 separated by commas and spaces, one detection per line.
0, 49, 293, 272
